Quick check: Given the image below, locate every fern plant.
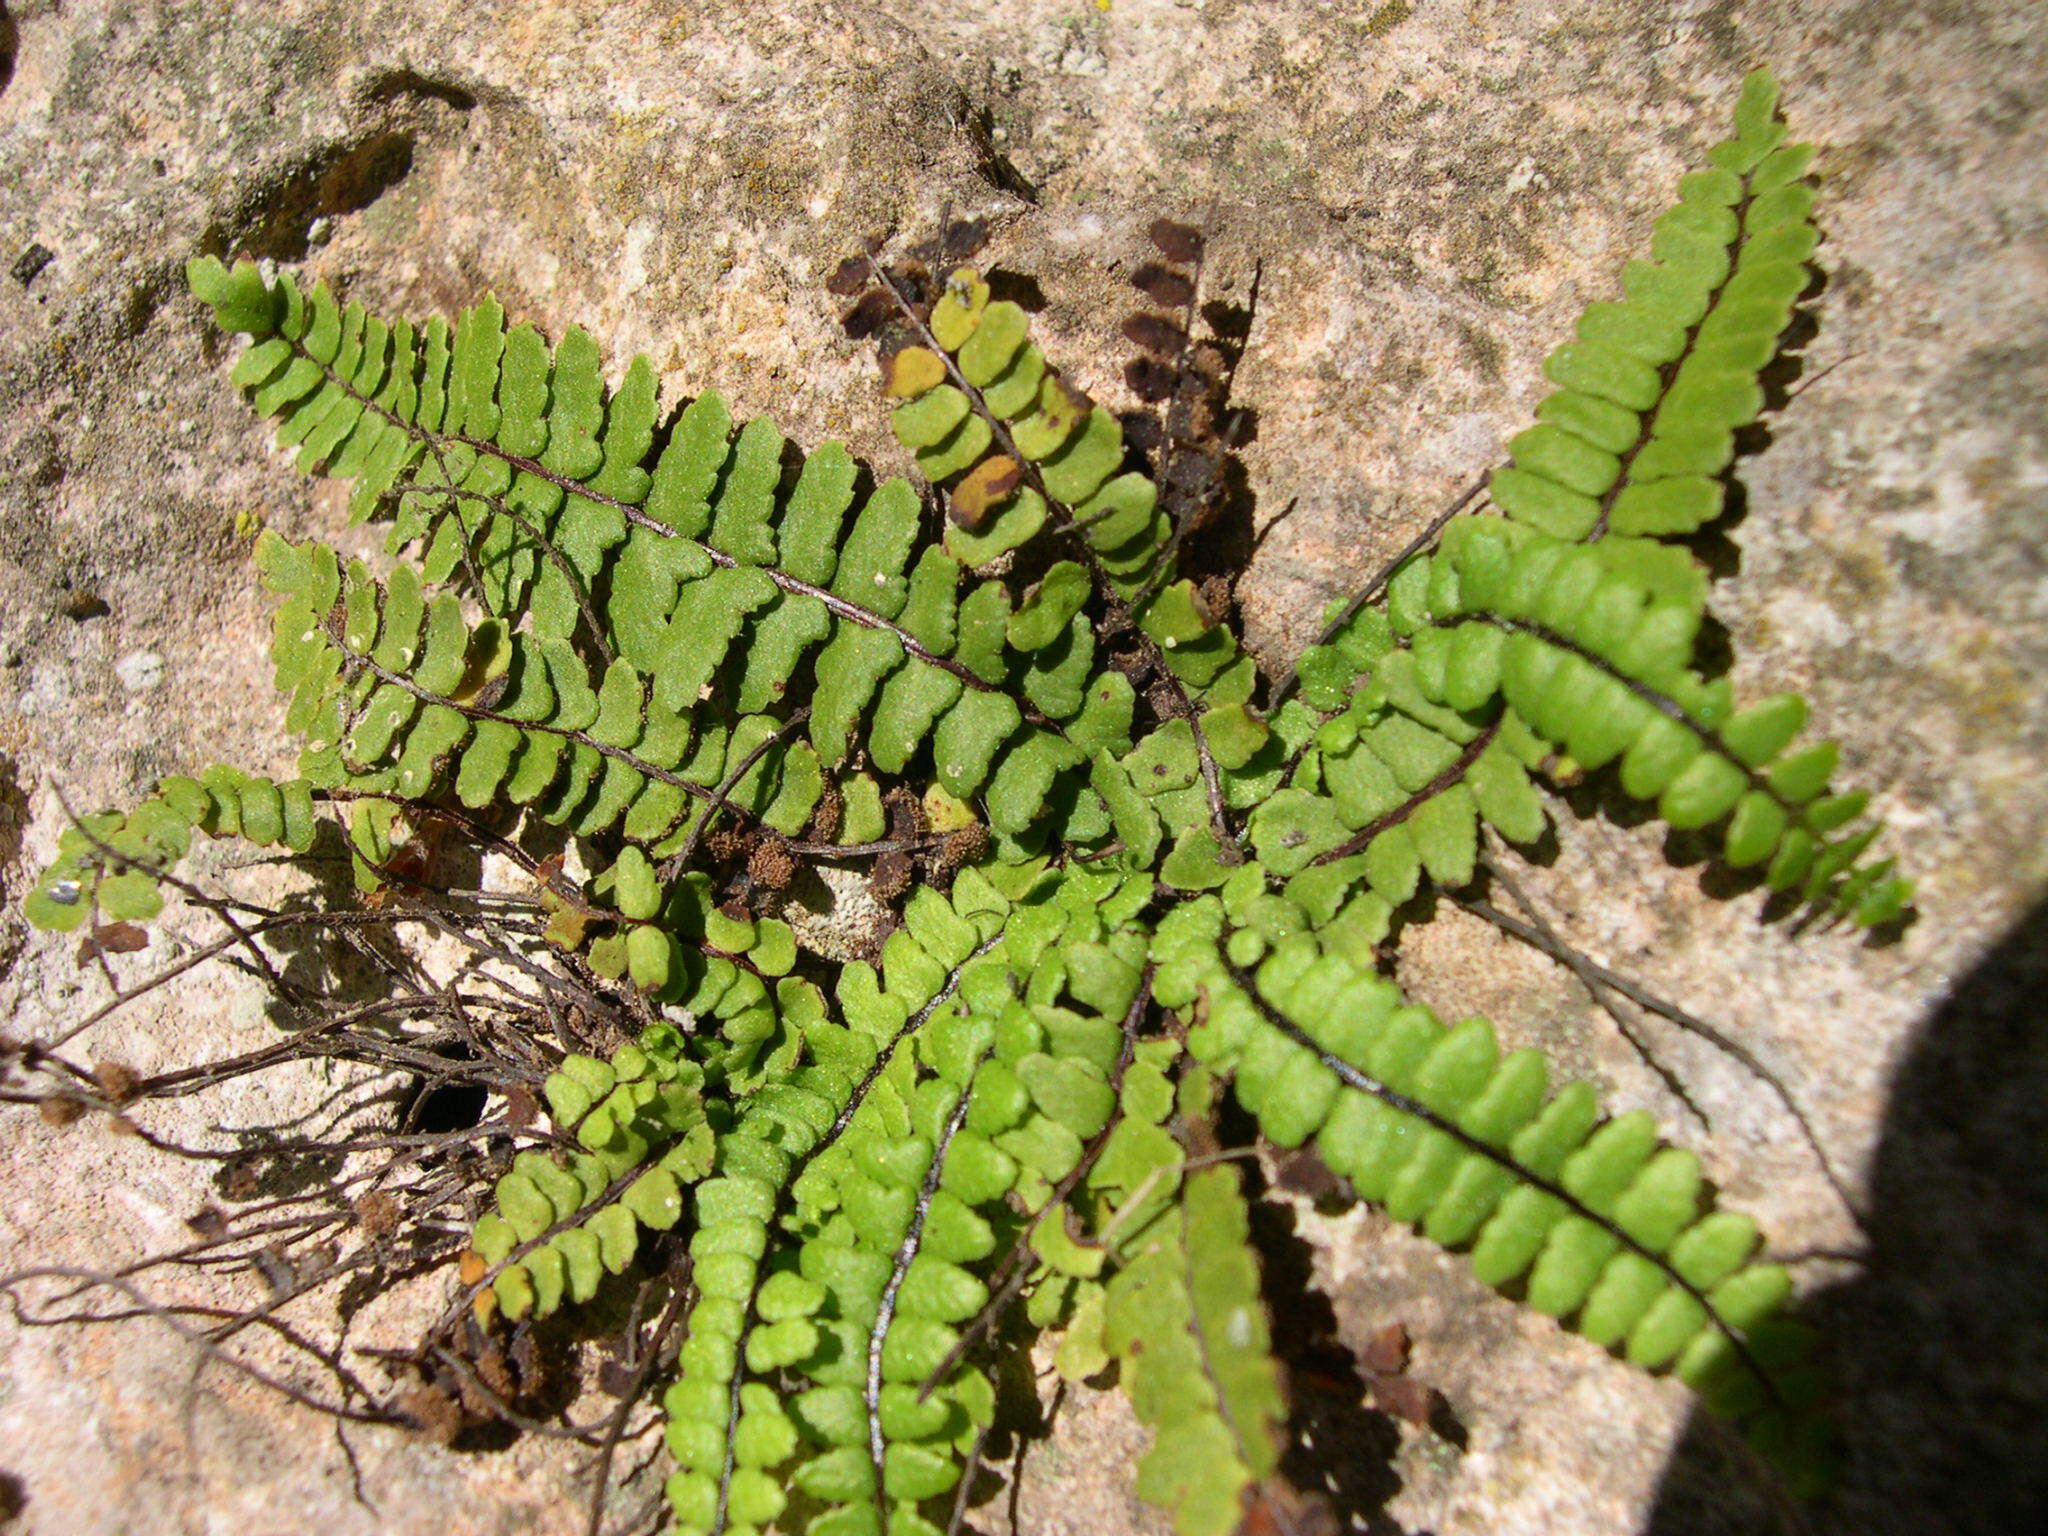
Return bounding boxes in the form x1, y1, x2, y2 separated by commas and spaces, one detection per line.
13, 70, 1910, 1533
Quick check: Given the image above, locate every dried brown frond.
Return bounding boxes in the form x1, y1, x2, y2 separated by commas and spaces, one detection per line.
747, 839, 797, 891
870, 849, 914, 903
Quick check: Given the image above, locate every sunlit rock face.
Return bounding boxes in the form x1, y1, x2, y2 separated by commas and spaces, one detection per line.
1, 2, 2043, 1532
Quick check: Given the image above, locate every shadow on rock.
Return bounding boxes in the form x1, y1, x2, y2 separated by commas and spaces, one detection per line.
1648, 896, 2048, 1535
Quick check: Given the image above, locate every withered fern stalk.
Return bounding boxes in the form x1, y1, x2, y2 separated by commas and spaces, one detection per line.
9, 70, 1909, 1536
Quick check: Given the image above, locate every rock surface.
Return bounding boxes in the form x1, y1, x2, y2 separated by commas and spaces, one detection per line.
3, 2, 2045, 1534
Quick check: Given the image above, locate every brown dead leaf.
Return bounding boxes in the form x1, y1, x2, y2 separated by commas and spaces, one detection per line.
1357, 1320, 1446, 1428
882, 345, 947, 398
76, 920, 147, 965
1372, 1373, 1444, 1428
1359, 1322, 1410, 1378
504, 1083, 540, 1129
950, 454, 1022, 529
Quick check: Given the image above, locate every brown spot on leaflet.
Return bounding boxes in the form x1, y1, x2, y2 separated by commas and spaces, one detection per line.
950, 455, 1022, 529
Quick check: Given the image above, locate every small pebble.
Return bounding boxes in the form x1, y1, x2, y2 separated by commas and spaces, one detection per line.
114, 649, 164, 693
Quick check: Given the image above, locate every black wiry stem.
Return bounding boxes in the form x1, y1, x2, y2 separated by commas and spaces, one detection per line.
1469, 869, 1715, 1132
1267, 474, 1489, 710
943, 1424, 991, 1536
583, 1258, 694, 1536
0, 1266, 399, 1425
820, 933, 1006, 1158
659, 708, 812, 882
781, 831, 958, 858
49, 784, 299, 1017
1310, 718, 1502, 867
1462, 851, 1863, 1223
40, 908, 425, 1051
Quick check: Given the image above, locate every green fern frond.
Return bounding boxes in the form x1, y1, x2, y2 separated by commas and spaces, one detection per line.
1435, 518, 1908, 919
661, 873, 1020, 1536
1152, 891, 1837, 1490
869, 256, 1268, 867
471, 1024, 712, 1323
1492, 69, 1817, 556
23, 768, 319, 930
1105, 1160, 1287, 1535
1272, 69, 1906, 927
188, 261, 1147, 854
881, 267, 1166, 591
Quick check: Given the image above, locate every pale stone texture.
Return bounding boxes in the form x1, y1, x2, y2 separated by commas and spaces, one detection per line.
2, 1, 2044, 1533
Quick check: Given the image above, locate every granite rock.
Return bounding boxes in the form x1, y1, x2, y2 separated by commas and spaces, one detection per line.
2, 2, 2044, 1533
